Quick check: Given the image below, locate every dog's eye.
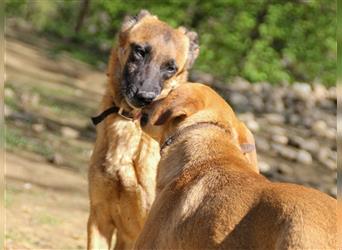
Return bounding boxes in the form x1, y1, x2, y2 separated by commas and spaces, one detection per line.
134, 45, 145, 59
167, 65, 176, 73
165, 61, 177, 74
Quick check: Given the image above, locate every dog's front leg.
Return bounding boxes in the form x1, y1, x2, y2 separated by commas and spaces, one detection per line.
87, 205, 116, 250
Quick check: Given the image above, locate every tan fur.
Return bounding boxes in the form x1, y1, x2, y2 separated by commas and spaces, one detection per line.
87, 11, 198, 250
136, 83, 337, 250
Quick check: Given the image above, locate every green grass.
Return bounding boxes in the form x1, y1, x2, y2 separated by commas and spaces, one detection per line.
5, 127, 54, 159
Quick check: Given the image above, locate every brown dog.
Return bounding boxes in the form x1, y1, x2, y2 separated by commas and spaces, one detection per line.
87, 10, 200, 250
136, 83, 337, 250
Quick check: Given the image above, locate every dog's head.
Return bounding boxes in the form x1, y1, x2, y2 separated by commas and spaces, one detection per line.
111, 10, 199, 109
140, 83, 258, 171
140, 83, 231, 143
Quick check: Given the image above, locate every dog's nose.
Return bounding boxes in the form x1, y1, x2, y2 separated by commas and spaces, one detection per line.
136, 91, 157, 105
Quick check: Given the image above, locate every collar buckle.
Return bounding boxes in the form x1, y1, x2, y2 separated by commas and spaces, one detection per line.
118, 107, 133, 121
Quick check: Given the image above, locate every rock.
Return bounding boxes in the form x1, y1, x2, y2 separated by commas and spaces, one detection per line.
313, 83, 327, 100
251, 98, 264, 112
296, 150, 313, 165
33, 123, 46, 133
230, 93, 249, 109
323, 159, 336, 170
48, 153, 64, 165
61, 126, 79, 139
312, 120, 327, 136
292, 82, 312, 99
329, 186, 337, 197
23, 182, 32, 190
272, 144, 297, 160
318, 147, 331, 162
277, 164, 294, 175
298, 138, 319, 154
271, 134, 288, 145
190, 70, 215, 84
256, 137, 270, 152
246, 119, 259, 132
231, 77, 251, 91
324, 128, 336, 140
267, 126, 287, 136
327, 86, 336, 99
318, 99, 335, 110
238, 112, 254, 122
264, 113, 285, 125
259, 161, 271, 173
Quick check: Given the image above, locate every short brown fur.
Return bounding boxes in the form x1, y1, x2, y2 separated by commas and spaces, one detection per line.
136, 83, 338, 250
87, 11, 199, 250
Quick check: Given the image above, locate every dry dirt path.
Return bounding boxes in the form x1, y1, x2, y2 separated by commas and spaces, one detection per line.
5, 27, 107, 249
6, 152, 88, 250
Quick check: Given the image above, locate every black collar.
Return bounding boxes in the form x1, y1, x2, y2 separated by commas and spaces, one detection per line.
160, 121, 230, 154
91, 105, 134, 126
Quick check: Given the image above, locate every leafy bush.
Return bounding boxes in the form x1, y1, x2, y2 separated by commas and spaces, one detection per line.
5, 0, 336, 85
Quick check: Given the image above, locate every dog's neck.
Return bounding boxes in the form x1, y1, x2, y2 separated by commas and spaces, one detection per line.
156, 121, 248, 192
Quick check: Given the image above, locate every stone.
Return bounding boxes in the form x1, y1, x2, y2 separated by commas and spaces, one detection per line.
231, 77, 251, 91
230, 93, 249, 108
271, 134, 288, 145
292, 82, 312, 99
329, 186, 337, 197
48, 153, 64, 165
256, 137, 270, 152
61, 126, 80, 139
264, 113, 285, 125
190, 70, 215, 84
271, 143, 297, 160
246, 120, 259, 132
323, 159, 336, 170
238, 112, 254, 122
267, 126, 287, 136
250, 97, 264, 112
318, 147, 330, 162
23, 183, 32, 190
32, 123, 45, 133
312, 120, 327, 136
299, 138, 319, 154
324, 128, 336, 140
313, 83, 327, 100
277, 164, 294, 175
259, 161, 271, 173
296, 150, 313, 165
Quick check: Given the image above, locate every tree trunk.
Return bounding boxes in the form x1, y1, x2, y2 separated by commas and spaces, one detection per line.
74, 0, 90, 34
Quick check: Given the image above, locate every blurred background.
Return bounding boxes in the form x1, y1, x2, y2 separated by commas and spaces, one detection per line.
4, 1, 336, 249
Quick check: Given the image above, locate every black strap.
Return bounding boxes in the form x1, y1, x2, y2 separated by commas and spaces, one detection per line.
91, 106, 133, 126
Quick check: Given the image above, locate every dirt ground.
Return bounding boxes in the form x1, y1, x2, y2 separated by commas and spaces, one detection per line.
5, 151, 88, 249
5, 27, 106, 249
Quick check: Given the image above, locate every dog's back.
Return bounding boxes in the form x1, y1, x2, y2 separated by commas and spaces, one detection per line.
135, 83, 337, 250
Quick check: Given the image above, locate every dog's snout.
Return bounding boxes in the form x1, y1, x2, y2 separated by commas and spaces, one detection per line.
136, 91, 157, 105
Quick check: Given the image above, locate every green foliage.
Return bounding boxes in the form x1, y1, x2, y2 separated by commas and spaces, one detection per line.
5, 0, 336, 85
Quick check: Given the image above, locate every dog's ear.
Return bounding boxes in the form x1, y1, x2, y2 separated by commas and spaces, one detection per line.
178, 27, 200, 69
150, 93, 203, 126
121, 10, 154, 32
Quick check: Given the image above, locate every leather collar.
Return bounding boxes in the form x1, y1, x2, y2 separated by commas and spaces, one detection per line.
91, 105, 134, 126
160, 121, 230, 154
